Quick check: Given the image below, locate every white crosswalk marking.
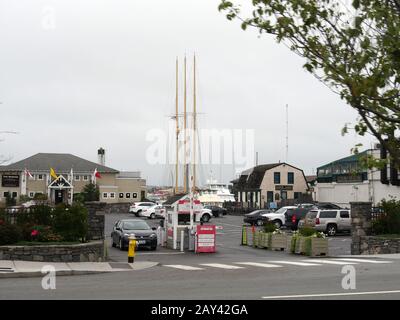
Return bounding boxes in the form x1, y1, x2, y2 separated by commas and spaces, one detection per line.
164, 265, 205, 271
235, 262, 282, 268
301, 259, 358, 265
269, 261, 322, 266
200, 263, 244, 270
333, 258, 392, 264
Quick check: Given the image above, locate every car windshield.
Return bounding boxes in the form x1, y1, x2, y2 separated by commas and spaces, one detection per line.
248, 210, 262, 215
123, 221, 151, 230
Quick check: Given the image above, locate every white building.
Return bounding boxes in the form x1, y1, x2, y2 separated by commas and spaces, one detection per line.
315, 146, 400, 207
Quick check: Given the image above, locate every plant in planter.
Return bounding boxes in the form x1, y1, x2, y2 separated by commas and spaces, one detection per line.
270, 229, 288, 251
293, 227, 329, 256
260, 222, 278, 249
304, 232, 328, 257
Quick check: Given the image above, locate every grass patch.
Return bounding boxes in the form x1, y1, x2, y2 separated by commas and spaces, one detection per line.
10, 241, 82, 246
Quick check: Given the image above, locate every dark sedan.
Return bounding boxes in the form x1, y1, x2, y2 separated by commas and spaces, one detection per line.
204, 206, 228, 217
243, 210, 272, 226
111, 219, 157, 251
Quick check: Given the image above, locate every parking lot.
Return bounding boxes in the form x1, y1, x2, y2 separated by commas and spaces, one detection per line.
105, 213, 352, 264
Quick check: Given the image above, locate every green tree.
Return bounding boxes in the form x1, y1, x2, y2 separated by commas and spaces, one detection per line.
82, 183, 100, 202
219, 0, 400, 167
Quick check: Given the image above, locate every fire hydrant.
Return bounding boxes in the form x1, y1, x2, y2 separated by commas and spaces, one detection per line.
128, 234, 137, 263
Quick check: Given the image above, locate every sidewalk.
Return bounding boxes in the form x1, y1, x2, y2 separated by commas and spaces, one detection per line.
0, 260, 159, 278
337, 253, 400, 260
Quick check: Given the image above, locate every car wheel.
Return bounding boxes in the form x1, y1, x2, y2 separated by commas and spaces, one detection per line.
150, 213, 155, 219
326, 224, 337, 237
273, 220, 282, 229
119, 238, 125, 251
257, 219, 264, 226
150, 246, 157, 251
201, 214, 210, 223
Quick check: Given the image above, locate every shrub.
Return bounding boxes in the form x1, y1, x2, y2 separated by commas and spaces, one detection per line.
53, 203, 88, 242
373, 199, 400, 235
263, 221, 277, 233
16, 205, 53, 226
33, 193, 48, 201
299, 226, 317, 237
82, 183, 99, 202
0, 224, 23, 245
30, 225, 63, 242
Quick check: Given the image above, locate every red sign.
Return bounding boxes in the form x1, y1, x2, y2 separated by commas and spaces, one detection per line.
196, 225, 216, 253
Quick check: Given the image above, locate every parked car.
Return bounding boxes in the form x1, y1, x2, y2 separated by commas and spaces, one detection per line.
314, 202, 342, 209
129, 202, 156, 216
204, 206, 227, 218
154, 206, 167, 219
296, 203, 316, 209
284, 207, 312, 230
200, 208, 213, 222
137, 204, 163, 219
262, 206, 297, 228
111, 219, 157, 251
243, 210, 273, 226
303, 209, 351, 236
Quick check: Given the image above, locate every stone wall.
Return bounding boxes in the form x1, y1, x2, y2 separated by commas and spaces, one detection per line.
103, 203, 131, 214
350, 202, 372, 255
85, 201, 106, 241
357, 236, 400, 254
0, 241, 105, 262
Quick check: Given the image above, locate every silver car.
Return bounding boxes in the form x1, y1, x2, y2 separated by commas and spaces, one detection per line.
303, 209, 351, 236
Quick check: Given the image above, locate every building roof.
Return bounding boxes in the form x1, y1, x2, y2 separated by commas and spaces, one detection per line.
163, 193, 187, 206
0, 153, 119, 174
236, 163, 308, 190
317, 150, 368, 170
237, 163, 282, 189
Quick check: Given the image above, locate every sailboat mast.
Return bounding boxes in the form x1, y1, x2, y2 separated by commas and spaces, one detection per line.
183, 56, 188, 193
175, 57, 179, 194
192, 54, 197, 193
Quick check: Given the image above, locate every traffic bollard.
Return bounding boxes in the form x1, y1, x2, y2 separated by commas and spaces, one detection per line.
128, 235, 137, 263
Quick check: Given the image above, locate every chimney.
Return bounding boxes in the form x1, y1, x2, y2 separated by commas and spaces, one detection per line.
98, 148, 105, 166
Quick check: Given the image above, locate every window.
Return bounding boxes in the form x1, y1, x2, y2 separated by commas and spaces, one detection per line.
288, 172, 294, 184
132, 193, 138, 199
83, 176, 89, 181
340, 211, 350, 218
319, 211, 338, 219
3, 192, 9, 198
29, 192, 35, 198
102, 193, 108, 199
37, 174, 44, 181
75, 175, 80, 181
274, 172, 281, 184
294, 192, 301, 199
126, 193, 131, 198
110, 193, 115, 199
119, 193, 124, 199
12, 192, 18, 198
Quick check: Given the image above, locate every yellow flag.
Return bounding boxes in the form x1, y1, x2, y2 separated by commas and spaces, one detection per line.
50, 168, 58, 180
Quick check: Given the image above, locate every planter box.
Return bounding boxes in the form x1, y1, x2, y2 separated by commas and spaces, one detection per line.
257, 232, 265, 248
252, 231, 259, 248
270, 234, 287, 251
286, 235, 293, 253
295, 236, 307, 254
310, 238, 329, 257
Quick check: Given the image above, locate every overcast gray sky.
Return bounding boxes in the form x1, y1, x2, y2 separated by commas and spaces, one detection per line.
0, 0, 374, 186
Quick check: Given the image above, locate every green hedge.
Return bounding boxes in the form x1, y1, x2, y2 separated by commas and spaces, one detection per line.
0, 224, 23, 245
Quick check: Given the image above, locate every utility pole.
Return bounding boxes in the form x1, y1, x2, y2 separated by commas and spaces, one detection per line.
183, 56, 188, 193
285, 104, 289, 163
192, 54, 197, 193
175, 58, 180, 194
